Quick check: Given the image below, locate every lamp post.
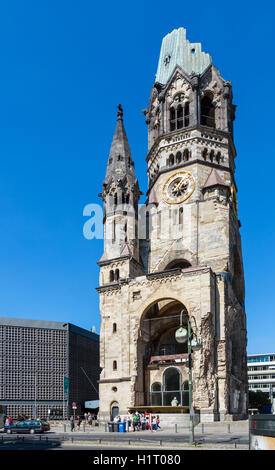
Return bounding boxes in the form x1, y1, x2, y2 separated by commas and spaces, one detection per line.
175, 310, 201, 445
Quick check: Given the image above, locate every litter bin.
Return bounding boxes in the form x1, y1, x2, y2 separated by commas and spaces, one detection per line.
119, 422, 126, 433
108, 422, 114, 432
113, 422, 119, 432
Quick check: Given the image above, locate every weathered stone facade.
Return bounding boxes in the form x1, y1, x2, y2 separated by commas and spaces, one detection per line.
97, 27, 247, 423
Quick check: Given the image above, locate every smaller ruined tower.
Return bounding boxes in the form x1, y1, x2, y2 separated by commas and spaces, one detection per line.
98, 105, 143, 286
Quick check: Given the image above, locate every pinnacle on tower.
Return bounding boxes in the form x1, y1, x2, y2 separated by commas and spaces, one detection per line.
104, 104, 137, 187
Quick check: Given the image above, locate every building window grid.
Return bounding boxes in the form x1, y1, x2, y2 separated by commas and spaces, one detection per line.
1, 326, 67, 401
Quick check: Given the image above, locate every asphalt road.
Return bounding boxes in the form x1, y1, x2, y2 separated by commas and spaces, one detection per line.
0, 428, 249, 450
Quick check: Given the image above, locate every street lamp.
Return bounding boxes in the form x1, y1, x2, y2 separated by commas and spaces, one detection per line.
175, 310, 201, 444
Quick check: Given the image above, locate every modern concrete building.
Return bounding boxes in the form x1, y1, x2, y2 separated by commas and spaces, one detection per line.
0, 317, 100, 419
248, 354, 275, 399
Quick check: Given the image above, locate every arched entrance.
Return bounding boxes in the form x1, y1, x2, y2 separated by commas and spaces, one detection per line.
137, 297, 194, 410
110, 402, 119, 421
150, 367, 189, 406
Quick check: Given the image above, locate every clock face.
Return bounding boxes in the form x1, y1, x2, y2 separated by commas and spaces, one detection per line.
162, 171, 195, 204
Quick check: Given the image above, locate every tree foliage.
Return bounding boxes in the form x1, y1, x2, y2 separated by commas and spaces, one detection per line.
248, 391, 271, 413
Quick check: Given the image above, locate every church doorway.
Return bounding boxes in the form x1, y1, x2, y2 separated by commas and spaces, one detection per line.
111, 403, 119, 421
138, 297, 193, 409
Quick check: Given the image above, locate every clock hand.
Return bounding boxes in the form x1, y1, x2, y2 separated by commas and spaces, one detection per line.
173, 179, 187, 195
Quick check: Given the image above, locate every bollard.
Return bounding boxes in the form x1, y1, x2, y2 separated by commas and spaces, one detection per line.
64, 424, 66, 432
227, 424, 231, 433
202, 423, 204, 433
175, 424, 178, 433
83, 423, 85, 432
105, 423, 107, 432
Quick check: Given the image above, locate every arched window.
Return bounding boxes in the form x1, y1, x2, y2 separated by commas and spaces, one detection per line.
183, 149, 190, 162
109, 270, 114, 282
124, 223, 127, 242
184, 102, 190, 127
216, 152, 221, 164
163, 367, 181, 406
169, 154, 174, 166
202, 148, 207, 160
179, 207, 183, 225
114, 269, 119, 281
151, 382, 161, 392
165, 259, 191, 270
177, 104, 183, 129
210, 150, 214, 162
113, 360, 117, 370
163, 367, 180, 391
170, 107, 176, 131
201, 95, 215, 128
114, 194, 117, 206
176, 152, 181, 164
170, 105, 184, 131
151, 382, 162, 406
113, 323, 117, 333
149, 367, 190, 407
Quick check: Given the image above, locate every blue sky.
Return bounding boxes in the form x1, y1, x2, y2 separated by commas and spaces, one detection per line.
0, 0, 274, 354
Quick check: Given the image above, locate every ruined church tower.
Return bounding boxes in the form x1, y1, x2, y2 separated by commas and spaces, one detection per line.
97, 28, 247, 423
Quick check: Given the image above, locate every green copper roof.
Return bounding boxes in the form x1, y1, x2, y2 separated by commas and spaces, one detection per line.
155, 27, 212, 84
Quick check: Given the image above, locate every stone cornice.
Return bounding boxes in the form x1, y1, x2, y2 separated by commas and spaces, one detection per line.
99, 377, 131, 384
146, 125, 236, 165
97, 265, 213, 295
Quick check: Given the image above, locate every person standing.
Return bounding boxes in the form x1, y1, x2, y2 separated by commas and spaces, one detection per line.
76, 415, 82, 430
157, 415, 161, 429
132, 414, 138, 432
152, 416, 157, 432
141, 414, 146, 431
70, 415, 75, 432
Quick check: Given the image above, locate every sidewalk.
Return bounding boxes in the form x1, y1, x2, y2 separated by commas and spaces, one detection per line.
49, 419, 249, 435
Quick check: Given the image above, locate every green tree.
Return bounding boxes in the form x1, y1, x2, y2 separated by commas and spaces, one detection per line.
248, 391, 271, 413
